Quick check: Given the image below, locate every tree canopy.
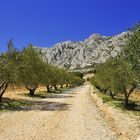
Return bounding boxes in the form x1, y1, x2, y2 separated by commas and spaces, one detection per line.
0, 43, 85, 99
90, 22, 140, 108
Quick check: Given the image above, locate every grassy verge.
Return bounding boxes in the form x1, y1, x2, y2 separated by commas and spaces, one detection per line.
24, 87, 70, 99
96, 90, 140, 116
24, 91, 55, 98
0, 86, 70, 112
0, 98, 32, 112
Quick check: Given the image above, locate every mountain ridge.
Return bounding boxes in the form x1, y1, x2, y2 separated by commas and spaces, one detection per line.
39, 31, 130, 70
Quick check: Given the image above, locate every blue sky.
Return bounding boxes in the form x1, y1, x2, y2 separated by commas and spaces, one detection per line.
0, 0, 140, 52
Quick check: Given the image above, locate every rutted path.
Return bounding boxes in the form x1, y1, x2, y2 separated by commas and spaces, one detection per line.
0, 83, 118, 140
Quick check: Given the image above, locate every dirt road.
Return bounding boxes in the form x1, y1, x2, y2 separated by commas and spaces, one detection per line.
0, 83, 118, 140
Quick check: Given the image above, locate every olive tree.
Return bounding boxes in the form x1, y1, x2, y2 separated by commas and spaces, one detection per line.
119, 22, 140, 107
19, 45, 44, 96
40, 63, 54, 92
111, 56, 136, 107
124, 22, 140, 83
0, 40, 19, 101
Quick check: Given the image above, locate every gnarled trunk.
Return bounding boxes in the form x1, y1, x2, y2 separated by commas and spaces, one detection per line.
54, 85, 57, 90
50, 85, 52, 90
123, 85, 136, 108
124, 93, 129, 107
0, 82, 8, 102
29, 89, 35, 96
60, 84, 63, 88
26, 85, 37, 96
46, 85, 50, 92
109, 91, 115, 100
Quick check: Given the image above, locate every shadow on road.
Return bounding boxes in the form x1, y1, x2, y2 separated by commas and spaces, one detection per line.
17, 91, 75, 99
0, 86, 81, 112
0, 98, 71, 112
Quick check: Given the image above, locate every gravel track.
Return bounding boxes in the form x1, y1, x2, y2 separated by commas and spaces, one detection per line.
0, 83, 118, 140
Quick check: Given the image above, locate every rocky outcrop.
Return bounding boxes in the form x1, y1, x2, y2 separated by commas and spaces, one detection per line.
40, 32, 130, 69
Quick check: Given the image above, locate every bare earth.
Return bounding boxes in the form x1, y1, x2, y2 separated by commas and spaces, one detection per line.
90, 85, 140, 140
0, 83, 120, 140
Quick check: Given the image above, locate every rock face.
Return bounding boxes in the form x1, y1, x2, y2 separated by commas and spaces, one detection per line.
40, 32, 130, 69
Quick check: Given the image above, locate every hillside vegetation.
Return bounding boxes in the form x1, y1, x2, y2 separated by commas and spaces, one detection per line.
0, 43, 84, 102
90, 22, 140, 109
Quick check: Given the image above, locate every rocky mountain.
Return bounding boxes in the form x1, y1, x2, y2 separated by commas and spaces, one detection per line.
40, 32, 130, 70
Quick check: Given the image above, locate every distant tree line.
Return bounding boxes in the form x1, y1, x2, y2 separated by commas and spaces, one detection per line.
0, 43, 85, 101
90, 22, 140, 109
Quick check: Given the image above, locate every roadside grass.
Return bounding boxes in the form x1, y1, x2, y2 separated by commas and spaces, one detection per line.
57, 87, 69, 93
24, 91, 55, 98
24, 87, 70, 99
98, 93, 123, 108
96, 90, 140, 116
0, 86, 72, 112
0, 98, 32, 112
47, 87, 69, 94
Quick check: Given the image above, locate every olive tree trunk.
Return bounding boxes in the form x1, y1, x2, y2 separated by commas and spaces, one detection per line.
60, 84, 63, 88
26, 85, 37, 96
123, 85, 136, 108
46, 85, 51, 92
109, 91, 115, 100
54, 85, 58, 90
0, 82, 8, 102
